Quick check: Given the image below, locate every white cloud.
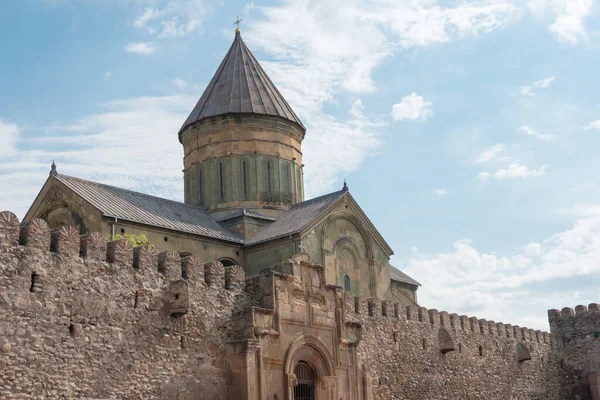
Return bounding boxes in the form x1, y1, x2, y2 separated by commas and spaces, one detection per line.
103, 71, 112, 79
584, 119, 600, 130
244, 0, 520, 195
0, 118, 20, 157
524, 242, 542, 257
391, 93, 433, 121
520, 76, 556, 97
133, 2, 203, 38
518, 125, 553, 141
410, 246, 419, 253
174, 78, 188, 90
528, 0, 592, 44
434, 188, 449, 197
479, 163, 547, 180
0, 96, 195, 218
349, 99, 365, 119
404, 210, 600, 329
124, 42, 157, 55
474, 144, 506, 163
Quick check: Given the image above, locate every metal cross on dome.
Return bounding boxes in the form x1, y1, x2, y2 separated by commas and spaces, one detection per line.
233, 16, 243, 30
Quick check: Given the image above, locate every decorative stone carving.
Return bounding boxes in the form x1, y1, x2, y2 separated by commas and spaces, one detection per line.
225, 265, 245, 289
51, 225, 80, 257
81, 232, 107, 261
0, 211, 20, 249
182, 255, 204, 282
20, 218, 51, 251
205, 260, 224, 287
133, 245, 158, 271
159, 251, 181, 281
107, 239, 133, 266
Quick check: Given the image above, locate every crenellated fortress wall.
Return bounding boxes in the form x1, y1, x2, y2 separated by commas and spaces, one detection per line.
0, 209, 598, 399
0, 211, 248, 399
549, 304, 600, 399
342, 294, 572, 399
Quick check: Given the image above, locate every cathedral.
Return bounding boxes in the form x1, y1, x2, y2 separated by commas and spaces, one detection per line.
2, 28, 598, 400
24, 28, 420, 306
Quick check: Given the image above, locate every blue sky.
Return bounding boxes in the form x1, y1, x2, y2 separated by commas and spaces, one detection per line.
1, 0, 599, 330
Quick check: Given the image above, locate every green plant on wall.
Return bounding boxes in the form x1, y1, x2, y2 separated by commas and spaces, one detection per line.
109, 233, 153, 248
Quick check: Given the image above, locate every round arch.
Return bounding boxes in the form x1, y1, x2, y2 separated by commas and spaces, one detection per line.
285, 334, 335, 379
218, 257, 238, 267
320, 212, 374, 264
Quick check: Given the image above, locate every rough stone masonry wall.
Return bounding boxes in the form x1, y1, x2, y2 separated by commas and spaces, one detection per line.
549, 304, 600, 399
0, 211, 249, 399
345, 295, 573, 400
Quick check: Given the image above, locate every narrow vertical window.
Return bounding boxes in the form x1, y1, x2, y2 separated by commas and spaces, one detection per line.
219, 162, 225, 201
198, 168, 203, 206
242, 160, 248, 199
344, 274, 351, 292
285, 163, 291, 201
267, 161, 272, 199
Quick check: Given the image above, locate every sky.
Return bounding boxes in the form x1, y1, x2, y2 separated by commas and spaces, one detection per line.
1, 0, 600, 331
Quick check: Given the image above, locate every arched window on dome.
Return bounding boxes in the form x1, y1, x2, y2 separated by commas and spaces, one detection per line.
198, 168, 203, 206
285, 163, 291, 202
267, 161, 272, 199
242, 160, 248, 200
344, 274, 351, 292
219, 162, 225, 201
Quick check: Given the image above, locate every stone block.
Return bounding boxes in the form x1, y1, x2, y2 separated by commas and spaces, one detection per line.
575, 304, 588, 315
439, 311, 450, 327
478, 319, 487, 335
20, 218, 51, 251
561, 307, 574, 318
133, 245, 158, 271
381, 300, 389, 317
168, 280, 189, 317
107, 239, 133, 266
505, 324, 513, 339
439, 327, 455, 353
205, 260, 225, 287
182, 255, 204, 282
225, 265, 245, 289
496, 322, 506, 338
368, 298, 381, 317
51, 225, 80, 257
81, 232, 107, 261
428, 309, 440, 326
0, 210, 20, 249
516, 341, 532, 362
159, 251, 182, 281
449, 313, 460, 330
590, 303, 600, 313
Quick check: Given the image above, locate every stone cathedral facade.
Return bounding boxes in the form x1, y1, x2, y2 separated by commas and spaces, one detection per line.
0, 30, 598, 400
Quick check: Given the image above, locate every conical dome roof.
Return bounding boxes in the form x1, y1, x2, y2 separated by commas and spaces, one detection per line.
178, 31, 305, 142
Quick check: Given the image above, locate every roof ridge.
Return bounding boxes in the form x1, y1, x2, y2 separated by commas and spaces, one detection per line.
55, 174, 209, 212
291, 189, 346, 208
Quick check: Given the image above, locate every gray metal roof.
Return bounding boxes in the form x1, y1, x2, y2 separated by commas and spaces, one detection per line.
390, 265, 421, 287
217, 207, 276, 222
246, 190, 346, 246
54, 174, 243, 244
178, 31, 304, 141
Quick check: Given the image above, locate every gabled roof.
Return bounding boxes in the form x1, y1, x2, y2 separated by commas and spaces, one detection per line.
246, 190, 346, 246
178, 31, 304, 141
53, 174, 243, 244
390, 265, 421, 287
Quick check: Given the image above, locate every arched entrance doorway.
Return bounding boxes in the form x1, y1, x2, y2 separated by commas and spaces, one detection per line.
285, 335, 337, 400
294, 362, 315, 400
